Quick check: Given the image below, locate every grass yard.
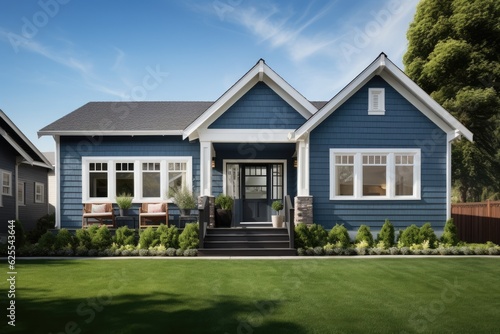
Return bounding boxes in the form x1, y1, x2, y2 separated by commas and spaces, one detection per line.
3, 258, 500, 334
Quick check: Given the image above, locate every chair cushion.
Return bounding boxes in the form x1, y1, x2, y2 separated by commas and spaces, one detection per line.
148, 203, 163, 213
92, 204, 107, 213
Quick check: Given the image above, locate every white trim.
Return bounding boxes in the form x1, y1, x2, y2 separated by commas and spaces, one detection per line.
295, 53, 473, 142
200, 141, 213, 196
38, 130, 184, 137
446, 140, 452, 219
222, 159, 288, 199
329, 148, 421, 201
297, 137, 310, 196
198, 129, 294, 143
183, 59, 317, 140
0, 127, 34, 165
81, 156, 193, 203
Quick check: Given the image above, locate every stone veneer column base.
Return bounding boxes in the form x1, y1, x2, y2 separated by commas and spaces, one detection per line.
294, 196, 313, 225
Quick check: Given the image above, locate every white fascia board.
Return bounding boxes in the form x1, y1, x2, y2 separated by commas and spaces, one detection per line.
0, 127, 34, 165
38, 130, 184, 137
262, 66, 317, 117
294, 56, 382, 139
383, 60, 473, 142
198, 129, 293, 143
183, 65, 262, 139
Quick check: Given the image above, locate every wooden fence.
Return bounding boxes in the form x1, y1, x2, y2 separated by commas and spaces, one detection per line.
451, 200, 500, 244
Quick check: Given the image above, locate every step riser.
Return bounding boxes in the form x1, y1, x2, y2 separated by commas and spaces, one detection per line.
204, 242, 290, 249
198, 249, 297, 256
205, 236, 290, 242
206, 228, 288, 236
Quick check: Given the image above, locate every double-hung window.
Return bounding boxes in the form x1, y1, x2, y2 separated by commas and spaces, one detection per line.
1, 170, 12, 196
330, 149, 420, 200
82, 157, 192, 202
35, 182, 45, 203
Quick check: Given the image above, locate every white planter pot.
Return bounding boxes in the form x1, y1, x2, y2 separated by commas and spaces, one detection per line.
272, 215, 284, 228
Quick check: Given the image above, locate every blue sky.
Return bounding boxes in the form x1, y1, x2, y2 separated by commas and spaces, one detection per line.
0, 0, 419, 152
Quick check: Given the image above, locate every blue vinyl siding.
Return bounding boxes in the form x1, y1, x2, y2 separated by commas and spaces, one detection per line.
209, 82, 307, 129
310, 76, 448, 231
59, 136, 200, 228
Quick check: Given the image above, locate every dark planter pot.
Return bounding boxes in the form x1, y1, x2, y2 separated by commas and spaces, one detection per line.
180, 209, 192, 217
119, 208, 129, 217
216, 209, 232, 228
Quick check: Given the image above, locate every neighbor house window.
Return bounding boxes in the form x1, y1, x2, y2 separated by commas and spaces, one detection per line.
18, 182, 25, 205
1, 170, 12, 196
35, 182, 45, 203
368, 88, 385, 115
330, 149, 420, 200
82, 157, 192, 202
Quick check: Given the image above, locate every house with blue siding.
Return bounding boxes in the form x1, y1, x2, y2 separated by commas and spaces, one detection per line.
39, 53, 472, 234
0, 109, 53, 233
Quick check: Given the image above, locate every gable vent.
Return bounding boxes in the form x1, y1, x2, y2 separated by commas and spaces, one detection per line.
368, 88, 385, 115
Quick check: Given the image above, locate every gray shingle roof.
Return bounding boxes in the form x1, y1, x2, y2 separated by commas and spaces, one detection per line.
39, 100, 328, 136
39, 101, 214, 134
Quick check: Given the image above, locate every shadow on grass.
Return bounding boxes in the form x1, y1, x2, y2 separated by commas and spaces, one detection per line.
7, 291, 306, 334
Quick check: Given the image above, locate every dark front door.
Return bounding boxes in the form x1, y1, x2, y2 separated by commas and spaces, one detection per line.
240, 163, 285, 222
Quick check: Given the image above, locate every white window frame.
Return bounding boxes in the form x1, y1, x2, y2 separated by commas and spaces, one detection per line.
18, 181, 25, 206
35, 182, 45, 203
82, 156, 193, 203
330, 149, 421, 200
1, 169, 12, 196
368, 88, 385, 115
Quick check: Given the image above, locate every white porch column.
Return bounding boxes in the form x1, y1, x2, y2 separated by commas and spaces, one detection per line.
200, 141, 213, 196
296, 136, 310, 196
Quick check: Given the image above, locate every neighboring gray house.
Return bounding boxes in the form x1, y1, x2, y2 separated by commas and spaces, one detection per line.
0, 109, 53, 232
39, 54, 473, 233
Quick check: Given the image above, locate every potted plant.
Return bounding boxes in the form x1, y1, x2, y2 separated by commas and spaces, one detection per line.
169, 186, 197, 216
215, 194, 234, 228
116, 193, 133, 216
271, 200, 284, 228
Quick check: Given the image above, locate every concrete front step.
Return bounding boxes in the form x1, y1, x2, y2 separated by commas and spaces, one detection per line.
204, 240, 291, 249
198, 248, 297, 257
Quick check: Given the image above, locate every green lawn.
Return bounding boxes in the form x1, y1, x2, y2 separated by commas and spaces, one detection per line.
3, 258, 500, 333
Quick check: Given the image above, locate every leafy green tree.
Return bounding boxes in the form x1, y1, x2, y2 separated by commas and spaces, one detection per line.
404, 0, 500, 202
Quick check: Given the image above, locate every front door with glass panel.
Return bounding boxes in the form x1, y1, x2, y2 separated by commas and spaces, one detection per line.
226, 163, 284, 223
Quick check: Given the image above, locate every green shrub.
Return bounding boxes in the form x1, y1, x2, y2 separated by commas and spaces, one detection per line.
54, 229, 74, 249
398, 224, 420, 248
114, 226, 136, 246
75, 229, 92, 248
160, 225, 180, 249
355, 225, 373, 247
91, 226, 112, 250
328, 224, 351, 248
376, 220, 395, 249
14, 220, 26, 248
441, 218, 459, 246
139, 227, 159, 249
38, 231, 56, 250
27, 213, 56, 244
294, 224, 328, 248
418, 223, 437, 248
179, 223, 199, 249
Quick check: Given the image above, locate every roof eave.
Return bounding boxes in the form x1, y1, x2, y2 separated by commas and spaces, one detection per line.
38, 130, 185, 137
